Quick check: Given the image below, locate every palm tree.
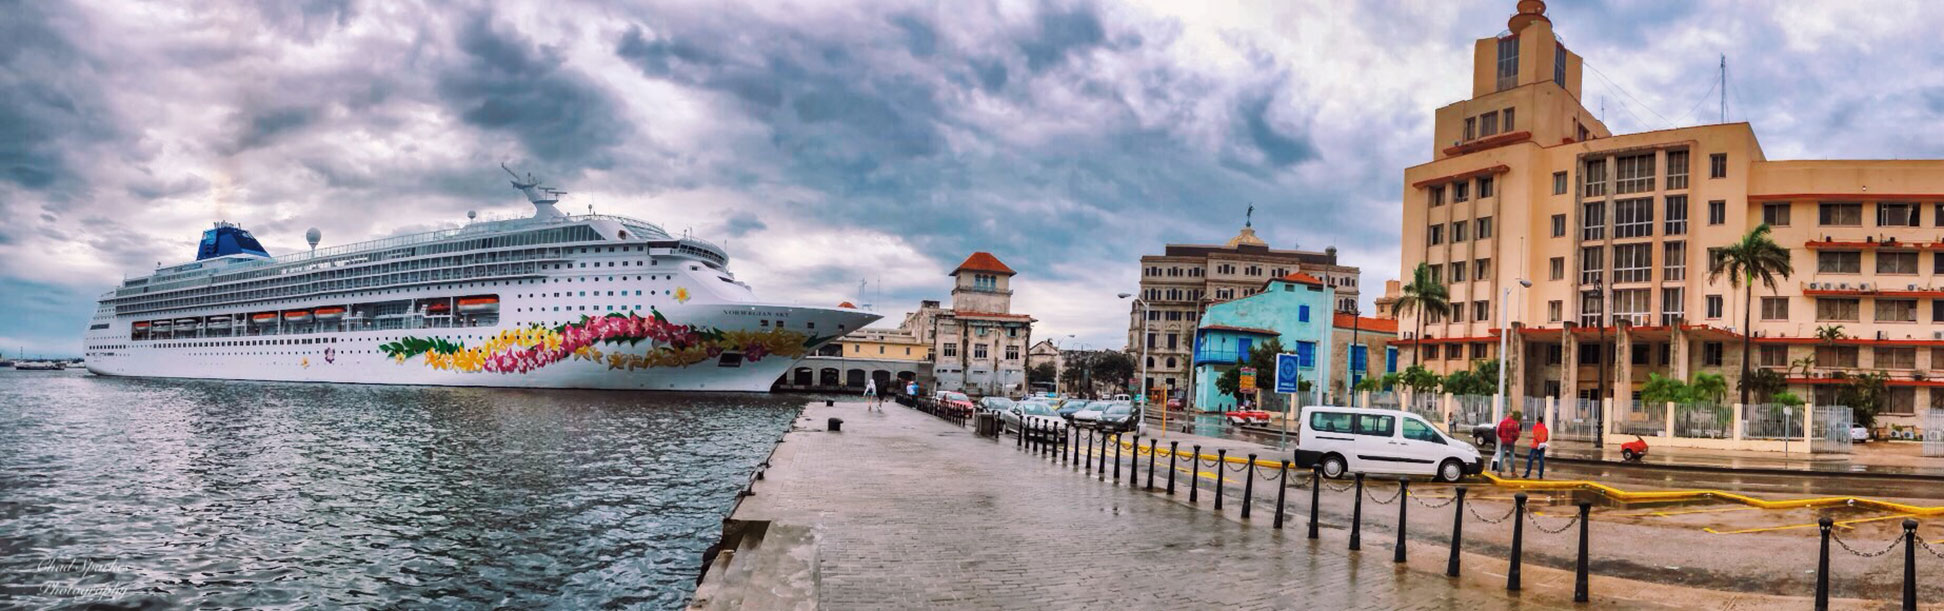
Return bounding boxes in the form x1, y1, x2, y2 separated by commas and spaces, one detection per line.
1392, 262, 1451, 368
1708, 224, 1794, 405
1815, 324, 1847, 345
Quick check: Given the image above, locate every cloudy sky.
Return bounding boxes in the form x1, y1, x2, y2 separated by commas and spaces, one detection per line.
6, 0, 1944, 357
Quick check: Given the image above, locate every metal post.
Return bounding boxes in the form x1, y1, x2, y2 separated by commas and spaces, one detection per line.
1394, 478, 1410, 563
1350, 473, 1365, 551
1018, 415, 1025, 448
1189, 445, 1201, 503
1098, 432, 1110, 479
1167, 441, 1178, 495
1064, 424, 1073, 466
1147, 439, 1158, 491
1085, 430, 1094, 474
1903, 519, 1917, 611
1816, 517, 1832, 611
1447, 486, 1467, 577
1575, 502, 1591, 603
1214, 449, 1227, 511
1113, 434, 1123, 482
1242, 454, 1257, 519
1129, 433, 1140, 476
1308, 465, 1322, 540
1274, 460, 1290, 529
1509, 492, 1528, 591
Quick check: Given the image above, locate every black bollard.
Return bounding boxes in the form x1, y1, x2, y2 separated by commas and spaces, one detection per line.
1308, 465, 1322, 540
1114, 434, 1123, 482
1147, 439, 1158, 491
1274, 460, 1290, 529
1189, 445, 1201, 503
1904, 519, 1917, 611
1242, 454, 1257, 519
1575, 502, 1591, 603
1350, 473, 1365, 551
1394, 478, 1409, 563
1214, 449, 1228, 511
1447, 486, 1467, 578
1084, 429, 1094, 474
1018, 416, 1025, 448
1167, 442, 1179, 495
1509, 492, 1527, 591
1816, 517, 1832, 611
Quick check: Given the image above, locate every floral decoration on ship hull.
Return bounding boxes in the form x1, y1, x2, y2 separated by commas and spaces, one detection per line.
378, 310, 820, 374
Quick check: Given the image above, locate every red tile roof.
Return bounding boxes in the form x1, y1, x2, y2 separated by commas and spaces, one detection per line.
1278, 272, 1323, 285
1332, 313, 1398, 334
951, 252, 1016, 275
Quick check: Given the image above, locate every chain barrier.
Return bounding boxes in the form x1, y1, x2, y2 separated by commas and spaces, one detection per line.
1525, 510, 1581, 534
1408, 491, 1459, 509
1323, 479, 1358, 492
1227, 461, 1250, 473
1830, 530, 1904, 558
1917, 537, 1944, 560
1466, 502, 1517, 524
1364, 483, 1404, 505
1257, 466, 1285, 481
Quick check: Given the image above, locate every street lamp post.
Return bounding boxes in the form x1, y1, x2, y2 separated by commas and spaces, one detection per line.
1493, 279, 1533, 425
1592, 280, 1611, 449
1119, 293, 1150, 408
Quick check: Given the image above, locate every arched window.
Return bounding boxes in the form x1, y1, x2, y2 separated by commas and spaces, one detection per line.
1146, 356, 1155, 368
1165, 357, 1176, 368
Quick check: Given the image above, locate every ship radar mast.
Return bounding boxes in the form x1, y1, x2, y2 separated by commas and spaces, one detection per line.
501, 162, 569, 219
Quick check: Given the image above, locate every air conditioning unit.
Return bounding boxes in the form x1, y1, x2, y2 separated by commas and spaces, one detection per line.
1860, 282, 1873, 291
1910, 284, 1920, 291
1839, 283, 1851, 290
1933, 331, 1942, 340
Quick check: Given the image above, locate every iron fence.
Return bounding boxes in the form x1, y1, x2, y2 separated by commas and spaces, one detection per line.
1810, 405, 1854, 454
1614, 400, 1665, 437
1554, 398, 1600, 441
1742, 403, 1803, 440
1672, 402, 1730, 439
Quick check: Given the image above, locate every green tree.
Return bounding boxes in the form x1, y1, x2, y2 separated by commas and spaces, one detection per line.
1028, 362, 1057, 385
1771, 390, 1805, 407
1690, 372, 1729, 404
1837, 372, 1888, 431
1741, 368, 1787, 402
1397, 364, 1442, 394
1392, 263, 1450, 368
1815, 324, 1847, 345
1212, 338, 1293, 402
1090, 351, 1136, 392
1708, 224, 1794, 405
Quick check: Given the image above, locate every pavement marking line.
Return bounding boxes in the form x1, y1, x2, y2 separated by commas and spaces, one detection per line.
1608, 506, 1758, 519
1701, 513, 1916, 535
1481, 473, 1944, 517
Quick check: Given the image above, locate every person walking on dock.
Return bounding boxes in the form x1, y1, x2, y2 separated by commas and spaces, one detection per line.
864, 378, 880, 411
1494, 411, 1522, 476
1524, 416, 1549, 479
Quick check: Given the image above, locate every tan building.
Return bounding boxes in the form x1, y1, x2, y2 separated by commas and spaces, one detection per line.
1398, 0, 1944, 428
1129, 221, 1362, 397
1329, 313, 1399, 401
891, 253, 1037, 397
836, 328, 930, 362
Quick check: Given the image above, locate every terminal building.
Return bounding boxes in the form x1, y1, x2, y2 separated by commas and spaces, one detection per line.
1399, 0, 1944, 429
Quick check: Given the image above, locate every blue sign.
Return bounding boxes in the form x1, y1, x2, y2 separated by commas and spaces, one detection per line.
1274, 353, 1303, 394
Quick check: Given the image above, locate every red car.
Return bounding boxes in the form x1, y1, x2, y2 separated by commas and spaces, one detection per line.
1223, 410, 1272, 426
936, 391, 976, 416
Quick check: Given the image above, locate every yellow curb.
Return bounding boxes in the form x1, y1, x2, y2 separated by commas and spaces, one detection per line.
1482, 473, 1944, 517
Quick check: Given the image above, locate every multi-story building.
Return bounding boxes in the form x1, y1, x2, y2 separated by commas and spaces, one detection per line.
1330, 312, 1398, 402
895, 253, 1037, 396
1190, 273, 1336, 411
1130, 222, 1361, 402
1398, 0, 1944, 428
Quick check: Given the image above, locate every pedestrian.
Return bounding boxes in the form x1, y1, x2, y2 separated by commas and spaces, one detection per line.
1494, 410, 1522, 476
1524, 416, 1550, 479
863, 378, 879, 411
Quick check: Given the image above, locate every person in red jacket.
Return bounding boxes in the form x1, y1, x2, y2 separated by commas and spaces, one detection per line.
1524, 417, 1550, 479
1494, 411, 1522, 476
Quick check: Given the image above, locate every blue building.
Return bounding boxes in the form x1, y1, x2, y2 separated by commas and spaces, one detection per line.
1191, 273, 1335, 411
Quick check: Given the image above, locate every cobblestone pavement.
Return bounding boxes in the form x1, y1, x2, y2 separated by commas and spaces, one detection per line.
716, 403, 1865, 610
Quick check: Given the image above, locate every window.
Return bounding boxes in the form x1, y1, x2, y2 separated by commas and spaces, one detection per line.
1582, 201, 1605, 240
1759, 345, 1789, 368
1477, 217, 1493, 239
1709, 153, 1727, 178
1353, 413, 1397, 437
1583, 159, 1607, 197
1661, 287, 1685, 324
1875, 299, 1918, 322
1502, 108, 1515, 132
1298, 305, 1311, 322
1936, 253, 1944, 275
1309, 411, 1352, 434
1615, 154, 1655, 194
943, 343, 957, 357
1580, 246, 1604, 284
1819, 203, 1863, 226
1666, 150, 1689, 190
1703, 342, 1724, 366
1612, 288, 1650, 324
1549, 257, 1565, 280
1474, 258, 1490, 279
1402, 419, 1444, 444
1453, 181, 1469, 202
1664, 195, 1688, 235
1879, 202, 1920, 227
1706, 294, 1724, 318
1876, 347, 1917, 369
1548, 300, 1563, 323
1424, 345, 1440, 360
1762, 202, 1791, 226
1878, 252, 1919, 274
1885, 388, 1916, 415
1613, 243, 1651, 283
1663, 241, 1686, 281
1817, 345, 1860, 368
1464, 117, 1476, 141
1005, 345, 1020, 360
1427, 264, 1442, 284
973, 343, 989, 359
1450, 261, 1467, 282
1496, 36, 1520, 91
1553, 171, 1568, 195
1480, 111, 1499, 137
1452, 220, 1468, 242
1760, 297, 1789, 320
1429, 186, 1445, 207
1707, 199, 1726, 225
1474, 300, 1489, 322
1614, 198, 1654, 238
1551, 214, 1567, 237
1816, 298, 1861, 321
1478, 176, 1494, 198
1817, 251, 1862, 274
1427, 224, 1444, 246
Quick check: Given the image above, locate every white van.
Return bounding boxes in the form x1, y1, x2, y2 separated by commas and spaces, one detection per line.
1291, 406, 1482, 483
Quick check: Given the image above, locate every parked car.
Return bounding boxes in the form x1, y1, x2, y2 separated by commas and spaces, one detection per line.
1002, 402, 1065, 438
1094, 402, 1146, 434
1292, 406, 1482, 483
1055, 400, 1094, 421
1850, 425, 1871, 443
1073, 400, 1130, 427
936, 391, 975, 416
978, 396, 1016, 414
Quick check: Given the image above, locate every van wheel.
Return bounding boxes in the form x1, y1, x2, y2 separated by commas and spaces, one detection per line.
1320, 454, 1348, 479
1437, 459, 1464, 483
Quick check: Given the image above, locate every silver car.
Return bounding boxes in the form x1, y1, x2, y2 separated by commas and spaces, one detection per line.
1002, 402, 1065, 438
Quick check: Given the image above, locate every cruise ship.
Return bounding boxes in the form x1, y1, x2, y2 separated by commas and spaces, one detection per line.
81, 166, 880, 391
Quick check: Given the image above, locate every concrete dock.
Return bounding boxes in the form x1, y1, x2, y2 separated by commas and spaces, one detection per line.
690, 401, 1888, 609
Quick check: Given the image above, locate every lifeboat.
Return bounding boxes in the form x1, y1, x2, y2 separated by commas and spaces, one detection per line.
251, 312, 279, 324
456, 296, 500, 314
426, 302, 452, 313
206, 315, 232, 329
153, 320, 173, 330
133, 321, 152, 330
174, 318, 201, 330
313, 306, 347, 321
283, 310, 313, 323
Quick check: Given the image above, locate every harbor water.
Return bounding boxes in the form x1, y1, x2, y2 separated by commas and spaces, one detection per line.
0, 369, 813, 609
